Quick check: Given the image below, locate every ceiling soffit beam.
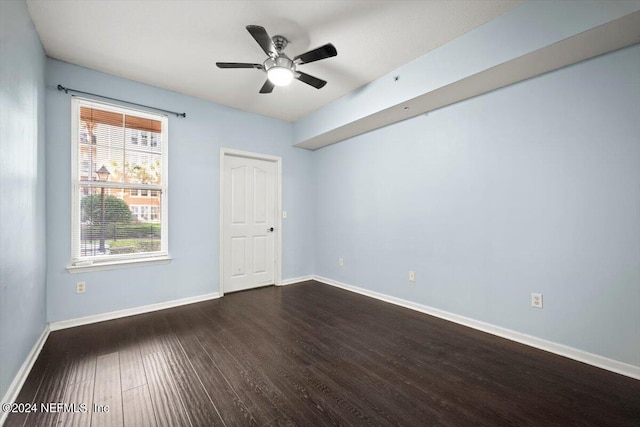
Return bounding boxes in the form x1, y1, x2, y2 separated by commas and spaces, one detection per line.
294, 4, 640, 150
297, 11, 640, 150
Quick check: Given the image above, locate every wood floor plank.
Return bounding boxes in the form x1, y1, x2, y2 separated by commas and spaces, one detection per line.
63, 325, 103, 387
211, 326, 341, 426
290, 285, 563, 421
164, 307, 260, 426
198, 294, 370, 424
147, 312, 225, 427
20, 332, 76, 427
8, 281, 640, 426
182, 306, 292, 425
142, 351, 191, 427
92, 352, 124, 427
235, 306, 412, 426
237, 283, 640, 425
285, 287, 523, 423
122, 384, 157, 427
133, 310, 224, 425
66, 355, 97, 387
58, 380, 94, 427
297, 285, 595, 419
135, 314, 170, 357
233, 287, 451, 424
228, 316, 381, 426
117, 317, 147, 392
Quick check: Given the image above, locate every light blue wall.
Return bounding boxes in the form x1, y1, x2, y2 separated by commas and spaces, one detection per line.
46, 60, 314, 322
314, 46, 640, 366
0, 0, 47, 398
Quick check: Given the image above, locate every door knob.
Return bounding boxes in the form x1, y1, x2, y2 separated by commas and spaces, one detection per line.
268, 227, 274, 232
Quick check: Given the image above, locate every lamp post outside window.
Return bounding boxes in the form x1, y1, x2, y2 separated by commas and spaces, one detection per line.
96, 165, 110, 254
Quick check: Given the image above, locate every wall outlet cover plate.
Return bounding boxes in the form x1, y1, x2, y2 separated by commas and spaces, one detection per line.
531, 293, 543, 308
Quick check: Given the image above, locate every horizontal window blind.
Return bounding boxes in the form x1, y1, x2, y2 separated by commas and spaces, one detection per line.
80, 107, 162, 132
72, 100, 168, 262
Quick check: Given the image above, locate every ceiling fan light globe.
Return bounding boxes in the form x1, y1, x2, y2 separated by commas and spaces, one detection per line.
267, 67, 294, 86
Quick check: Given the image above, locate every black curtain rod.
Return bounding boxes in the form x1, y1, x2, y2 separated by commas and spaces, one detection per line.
57, 85, 186, 118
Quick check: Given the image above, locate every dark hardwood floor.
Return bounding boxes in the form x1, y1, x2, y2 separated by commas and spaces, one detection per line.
6, 280, 640, 426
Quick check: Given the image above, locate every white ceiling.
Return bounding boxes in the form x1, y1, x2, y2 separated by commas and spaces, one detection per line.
27, 0, 523, 122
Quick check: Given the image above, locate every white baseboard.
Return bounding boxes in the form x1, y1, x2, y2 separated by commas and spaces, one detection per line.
0, 325, 50, 426
280, 276, 314, 286
49, 292, 220, 331
313, 275, 640, 380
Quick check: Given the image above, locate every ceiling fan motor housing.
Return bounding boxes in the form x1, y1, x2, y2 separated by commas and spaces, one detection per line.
272, 35, 289, 53
264, 56, 294, 73
264, 56, 295, 86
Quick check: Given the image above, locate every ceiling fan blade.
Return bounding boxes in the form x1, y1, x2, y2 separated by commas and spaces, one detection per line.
259, 79, 275, 94
216, 62, 263, 69
296, 72, 327, 89
294, 43, 337, 65
247, 25, 277, 57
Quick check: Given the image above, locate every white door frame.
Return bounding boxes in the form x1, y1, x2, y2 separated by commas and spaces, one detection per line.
219, 148, 282, 296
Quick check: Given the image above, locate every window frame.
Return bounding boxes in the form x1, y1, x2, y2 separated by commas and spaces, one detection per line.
69, 97, 169, 271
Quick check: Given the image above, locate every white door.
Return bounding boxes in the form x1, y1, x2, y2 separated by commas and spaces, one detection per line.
222, 154, 276, 293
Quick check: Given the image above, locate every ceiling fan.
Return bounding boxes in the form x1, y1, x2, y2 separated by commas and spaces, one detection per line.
216, 25, 337, 94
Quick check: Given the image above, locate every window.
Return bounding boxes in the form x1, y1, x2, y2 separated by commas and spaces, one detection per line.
128, 189, 157, 198
129, 205, 159, 222
71, 98, 168, 267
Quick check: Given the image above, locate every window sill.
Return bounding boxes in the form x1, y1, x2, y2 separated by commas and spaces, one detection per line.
66, 255, 172, 274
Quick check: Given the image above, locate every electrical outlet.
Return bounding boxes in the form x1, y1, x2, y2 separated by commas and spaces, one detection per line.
408, 271, 415, 282
76, 281, 86, 294
338, 258, 344, 267
531, 293, 543, 309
